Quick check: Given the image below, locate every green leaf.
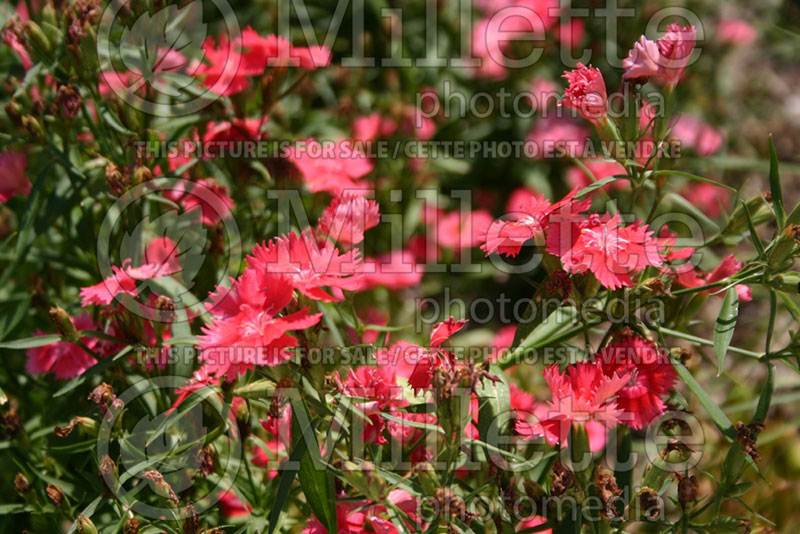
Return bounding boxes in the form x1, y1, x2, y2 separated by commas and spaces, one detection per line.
0, 334, 61, 349
647, 170, 737, 192
768, 135, 785, 229
714, 288, 739, 376
291, 398, 337, 534
475, 364, 510, 444
752, 364, 775, 425
671, 356, 736, 441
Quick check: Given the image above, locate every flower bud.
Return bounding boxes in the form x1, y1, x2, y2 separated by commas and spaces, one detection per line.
768, 225, 800, 269
48, 305, 80, 342
46, 483, 65, 507
415, 462, 439, 496
772, 273, 800, 294
23, 20, 52, 57
21, 115, 45, 140
123, 518, 140, 534
4, 100, 23, 125
75, 515, 98, 534
677, 474, 699, 504
132, 166, 153, 186
14, 473, 30, 494
55, 85, 82, 120
105, 162, 128, 197
141, 470, 179, 503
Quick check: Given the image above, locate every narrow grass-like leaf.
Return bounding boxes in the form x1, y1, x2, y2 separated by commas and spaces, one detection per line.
768, 135, 785, 229
671, 356, 736, 441
714, 288, 739, 376
0, 334, 61, 349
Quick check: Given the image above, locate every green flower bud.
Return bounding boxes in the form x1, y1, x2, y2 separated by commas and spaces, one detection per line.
76, 515, 98, 534
48, 306, 80, 342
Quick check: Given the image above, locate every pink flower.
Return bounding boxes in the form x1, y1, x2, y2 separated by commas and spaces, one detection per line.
198, 269, 322, 377
547, 212, 664, 290
561, 63, 608, 121
336, 365, 408, 444
679, 181, 728, 218
528, 78, 559, 111
425, 206, 493, 251
671, 115, 723, 156
471, 0, 560, 79
195, 28, 304, 95
287, 138, 374, 195
203, 118, 263, 147
2, 22, 32, 70
80, 261, 160, 307
595, 336, 677, 429
303, 490, 418, 534
247, 230, 363, 301
482, 189, 590, 258
535, 361, 630, 449
669, 252, 752, 302
556, 18, 585, 49
519, 516, 552, 534
408, 317, 466, 393
26, 314, 101, 379
352, 113, 397, 143
356, 250, 424, 290
318, 192, 381, 246
162, 178, 235, 226
218, 490, 250, 517
566, 160, 628, 191
717, 19, 757, 45
527, 116, 590, 159
0, 151, 31, 203
623, 25, 696, 86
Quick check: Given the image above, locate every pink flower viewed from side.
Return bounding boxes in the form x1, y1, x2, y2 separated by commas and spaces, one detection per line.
0, 151, 31, 203
317, 192, 381, 246
26, 314, 102, 379
668, 252, 752, 302
482, 189, 590, 258
623, 25, 697, 86
546, 212, 664, 290
287, 139, 374, 195
561, 63, 608, 122
595, 335, 677, 429
247, 230, 363, 301
535, 361, 630, 450
198, 269, 322, 378
717, 19, 757, 45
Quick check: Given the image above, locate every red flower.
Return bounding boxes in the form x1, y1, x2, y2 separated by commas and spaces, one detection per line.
547, 212, 664, 290
668, 251, 752, 302
535, 361, 630, 450
318, 192, 380, 246
482, 189, 590, 258
355, 250, 424, 291
425, 206, 493, 252
26, 314, 102, 379
407, 317, 466, 393
561, 63, 608, 121
79, 237, 183, 307
0, 151, 31, 203
287, 138, 374, 195
198, 269, 322, 377
247, 230, 363, 301
595, 336, 677, 429
336, 365, 408, 444
162, 178, 235, 226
